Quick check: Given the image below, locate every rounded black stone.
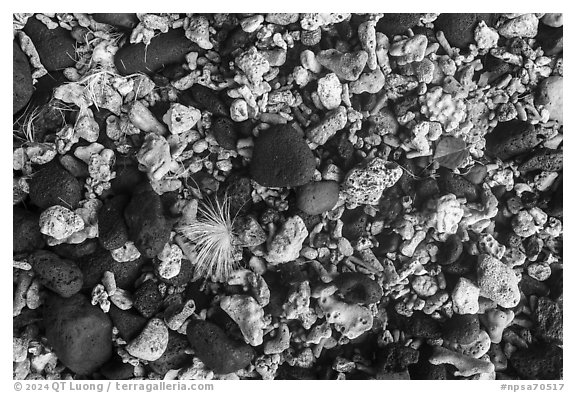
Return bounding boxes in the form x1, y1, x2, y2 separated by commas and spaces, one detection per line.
250, 124, 316, 188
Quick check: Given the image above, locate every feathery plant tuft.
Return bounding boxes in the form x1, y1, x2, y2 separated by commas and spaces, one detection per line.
177, 195, 239, 283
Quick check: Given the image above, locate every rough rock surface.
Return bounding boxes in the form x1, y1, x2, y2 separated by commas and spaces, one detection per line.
250, 124, 316, 188
44, 294, 112, 375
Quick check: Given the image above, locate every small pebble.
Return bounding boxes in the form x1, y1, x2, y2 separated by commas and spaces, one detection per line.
126, 318, 169, 361
296, 180, 340, 215
317, 73, 342, 110
316, 49, 368, 81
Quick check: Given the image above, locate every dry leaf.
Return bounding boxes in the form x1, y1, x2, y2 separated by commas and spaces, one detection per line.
434, 136, 469, 169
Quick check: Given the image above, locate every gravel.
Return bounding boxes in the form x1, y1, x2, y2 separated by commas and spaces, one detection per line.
12, 12, 563, 381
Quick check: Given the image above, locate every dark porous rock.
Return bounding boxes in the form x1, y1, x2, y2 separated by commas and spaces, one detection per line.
29, 71, 68, 108
109, 257, 145, 290
79, 248, 144, 290
438, 169, 478, 201
100, 357, 134, 380
491, 185, 508, 201
396, 157, 416, 196
376, 343, 420, 372
442, 254, 474, 276
159, 191, 181, 220
341, 207, 368, 241
410, 362, 448, 380
509, 344, 562, 379
518, 149, 563, 172
464, 164, 488, 185
484, 54, 515, 77
276, 365, 318, 380
535, 297, 563, 344
403, 311, 442, 339
150, 332, 192, 375
393, 94, 419, 118
233, 215, 267, 247
520, 191, 539, 209
158, 257, 194, 287
133, 280, 163, 318
443, 314, 480, 345
186, 319, 255, 374
51, 239, 98, 260
547, 180, 562, 218
23, 16, 77, 71
29, 162, 83, 210
547, 269, 563, 303
250, 124, 316, 188
434, 13, 496, 49
114, 28, 201, 75
264, 278, 289, 318
108, 304, 148, 342
500, 231, 522, 249
29, 250, 83, 298
44, 293, 112, 375
77, 250, 110, 288
375, 370, 411, 380
376, 13, 422, 37
293, 208, 322, 234
190, 171, 220, 195
327, 131, 355, 170
221, 26, 257, 57
415, 178, 440, 207
436, 234, 463, 265
59, 154, 89, 179
211, 116, 238, 150
124, 184, 172, 259
111, 164, 146, 195
13, 41, 33, 114
159, 64, 188, 83
209, 306, 244, 339
13, 308, 43, 330
13, 207, 45, 254
524, 235, 543, 259
98, 195, 130, 250
484, 121, 542, 161
296, 180, 340, 215
333, 272, 383, 305
536, 23, 563, 56
374, 229, 402, 255
184, 84, 228, 117
91, 13, 139, 29
378, 187, 403, 225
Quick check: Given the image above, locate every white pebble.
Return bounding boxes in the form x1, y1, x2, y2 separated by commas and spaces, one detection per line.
126, 318, 169, 361
216, 160, 233, 172
527, 262, 551, 281
230, 99, 249, 122
39, 205, 84, 240
241, 15, 264, 33
110, 241, 141, 263
452, 277, 480, 314
74, 143, 104, 164
192, 139, 208, 153
102, 271, 117, 296
156, 244, 183, 279
165, 299, 196, 331
317, 73, 342, 110
110, 288, 133, 310
163, 103, 201, 134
